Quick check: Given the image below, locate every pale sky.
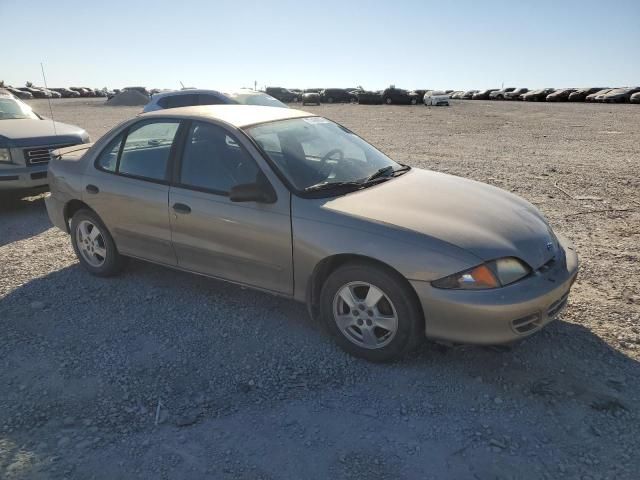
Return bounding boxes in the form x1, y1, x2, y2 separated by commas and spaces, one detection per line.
2, 0, 638, 91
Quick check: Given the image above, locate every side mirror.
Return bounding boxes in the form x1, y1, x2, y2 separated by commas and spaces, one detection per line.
229, 182, 277, 204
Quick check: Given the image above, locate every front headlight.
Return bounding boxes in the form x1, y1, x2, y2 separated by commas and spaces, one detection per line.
432, 257, 530, 290
0, 148, 11, 163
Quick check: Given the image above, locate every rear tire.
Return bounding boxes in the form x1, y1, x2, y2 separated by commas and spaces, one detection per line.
320, 263, 424, 362
70, 209, 126, 277
384, 97, 392, 105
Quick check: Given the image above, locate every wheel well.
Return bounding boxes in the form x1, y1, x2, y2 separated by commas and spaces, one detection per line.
307, 254, 425, 322
63, 200, 93, 232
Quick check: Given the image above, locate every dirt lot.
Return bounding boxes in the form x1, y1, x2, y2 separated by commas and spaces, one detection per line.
1, 98, 639, 479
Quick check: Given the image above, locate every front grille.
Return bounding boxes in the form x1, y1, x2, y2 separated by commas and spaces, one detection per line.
23, 144, 75, 166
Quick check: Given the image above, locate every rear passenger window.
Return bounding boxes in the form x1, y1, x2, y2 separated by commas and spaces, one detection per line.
118, 121, 180, 181
198, 94, 225, 106
166, 94, 198, 108
95, 134, 123, 172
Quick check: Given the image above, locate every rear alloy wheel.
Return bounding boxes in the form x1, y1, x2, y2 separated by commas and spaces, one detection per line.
320, 263, 423, 362
385, 97, 393, 105
327, 97, 334, 103
71, 209, 125, 276
410, 98, 417, 105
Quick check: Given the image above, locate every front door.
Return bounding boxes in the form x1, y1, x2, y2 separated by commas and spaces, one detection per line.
84, 119, 181, 265
168, 121, 293, 294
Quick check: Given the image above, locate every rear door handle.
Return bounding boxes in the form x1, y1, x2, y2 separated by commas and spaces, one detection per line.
172, 203, 191, 214
86, 184, 99, 194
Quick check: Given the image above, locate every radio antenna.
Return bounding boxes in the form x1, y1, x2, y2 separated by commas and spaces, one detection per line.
179, 80, 185, 89
40, 62, 57, 134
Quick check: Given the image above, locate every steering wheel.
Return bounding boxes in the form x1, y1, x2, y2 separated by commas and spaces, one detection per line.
319, 148, 344, 176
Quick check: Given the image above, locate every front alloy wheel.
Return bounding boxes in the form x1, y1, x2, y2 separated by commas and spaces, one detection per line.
333, 282, 398, 349
320, 263, 423, 361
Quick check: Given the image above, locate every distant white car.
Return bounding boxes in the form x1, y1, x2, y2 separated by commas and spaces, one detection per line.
423, 91, 450, 106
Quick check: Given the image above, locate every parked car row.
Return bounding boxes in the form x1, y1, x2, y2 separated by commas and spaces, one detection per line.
2, 85, 108, 99
450, 86, 640, 103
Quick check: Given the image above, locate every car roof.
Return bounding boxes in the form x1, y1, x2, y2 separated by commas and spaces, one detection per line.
151, 89, 224, 99
141, 104, 314, 128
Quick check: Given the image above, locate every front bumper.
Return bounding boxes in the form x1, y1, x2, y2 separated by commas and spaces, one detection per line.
0, 164, 49, 191
411, 234, 579, 344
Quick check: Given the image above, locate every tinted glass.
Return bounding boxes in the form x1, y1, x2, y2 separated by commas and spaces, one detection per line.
118, 121, 180, 181
96, 134, 123, 172
180, 121, 260, 193
166, 94, 198, 108
198, 94, 225, 106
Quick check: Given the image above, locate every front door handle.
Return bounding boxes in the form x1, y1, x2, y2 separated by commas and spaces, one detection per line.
86, 184, 99, 194
172, 203, 191, 214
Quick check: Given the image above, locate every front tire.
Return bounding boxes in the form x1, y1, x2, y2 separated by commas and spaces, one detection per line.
70, 209, 125, 277
320, 263, 424, 362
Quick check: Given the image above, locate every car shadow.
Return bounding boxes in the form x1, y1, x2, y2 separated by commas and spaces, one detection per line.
0, 193, 51, 247
1, 260, 639, 478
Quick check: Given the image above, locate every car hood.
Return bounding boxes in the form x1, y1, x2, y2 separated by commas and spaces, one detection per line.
322, 168, 558, 270
0, 119, 88, 147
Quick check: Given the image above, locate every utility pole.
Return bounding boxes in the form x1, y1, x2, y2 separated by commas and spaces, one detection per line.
254, 80, 257, 91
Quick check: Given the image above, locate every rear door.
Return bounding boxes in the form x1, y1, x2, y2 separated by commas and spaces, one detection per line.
168, 121, 293, 294
84, 119, 182, 265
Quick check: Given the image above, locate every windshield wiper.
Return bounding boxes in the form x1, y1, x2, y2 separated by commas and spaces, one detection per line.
304, 181, 363, 193
363, 164, 411, 183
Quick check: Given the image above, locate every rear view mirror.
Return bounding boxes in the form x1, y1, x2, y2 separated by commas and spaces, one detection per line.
229, 182, 277, 204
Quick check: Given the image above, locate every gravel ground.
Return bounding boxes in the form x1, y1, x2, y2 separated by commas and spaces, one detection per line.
1, 98, 639, 479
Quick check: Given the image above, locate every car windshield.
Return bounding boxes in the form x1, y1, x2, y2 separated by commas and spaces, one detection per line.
246, 117, 403, 192
226, 92, 288, 108
0, 98, 39, 120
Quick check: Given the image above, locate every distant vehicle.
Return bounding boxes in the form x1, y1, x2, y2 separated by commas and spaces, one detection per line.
449, 91, 465, 99
423, 91, 450, 106
301, 92, 321, 106
412, 90, 428, 99
224, 89, 288, 108
142, 89, 235, 113
19, 87, 49, 99
356, 91, 383, 105
122, 86, 149, 97
489, 88, 516, 100
5, 87, 33, 99
41, 88, 62, 99
50, 88, 81, 98
472, 89, 499, 100
303, 88, 323, 94
320, 88, 357, 104
0, 91, 89, 194
265, 87, 298, 103
460, 90, 478, 99
521, 89, 555, 101
93, 89, 107, 98
290, 89, 303, 98
546, 88, 577, 102
585, 88, 614, 102
568, 87, 605, 102
381, 87, 419, 105
70, 87, 91, 97
601, 87, 640, 103
504, 88, 529, 100
630, 92, 640, 104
